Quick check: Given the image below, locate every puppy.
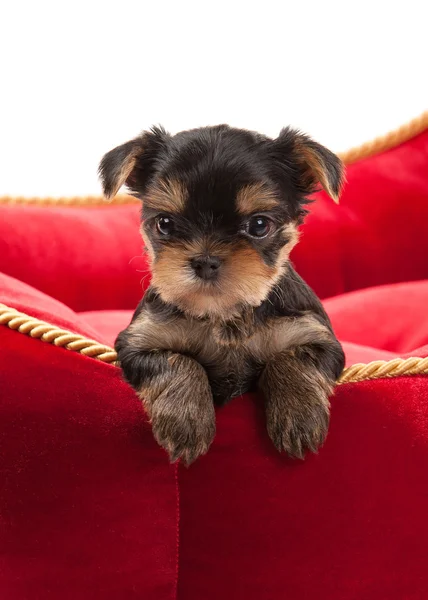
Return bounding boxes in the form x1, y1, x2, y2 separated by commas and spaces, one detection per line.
99, 124, 345, 464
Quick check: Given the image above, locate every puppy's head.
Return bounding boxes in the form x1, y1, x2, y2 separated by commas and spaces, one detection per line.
100, 125, 344, 319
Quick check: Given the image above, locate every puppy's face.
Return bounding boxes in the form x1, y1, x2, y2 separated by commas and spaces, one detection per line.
100, 126, 343, 318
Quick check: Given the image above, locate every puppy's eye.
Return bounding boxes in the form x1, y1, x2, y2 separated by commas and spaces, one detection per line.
156, 216, 174, 236
246, 215, 271, 238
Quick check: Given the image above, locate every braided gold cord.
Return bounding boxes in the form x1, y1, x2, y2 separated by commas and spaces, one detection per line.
0, 111, 427, 208
0, 194, 138, 206
0, 304, 117, 364
1, 302, 427, 385
337, 110, 428, 164
338, 356, 428, 384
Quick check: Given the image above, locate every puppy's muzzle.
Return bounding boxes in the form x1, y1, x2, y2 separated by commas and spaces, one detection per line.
190, 255, 222, 281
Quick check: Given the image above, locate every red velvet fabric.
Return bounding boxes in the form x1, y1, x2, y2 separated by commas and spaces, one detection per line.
0, 204, 147, 311
324, 280, 428, 354
178, 378, 428, 600
293, 128, 428, 298
1, 128, 428, 599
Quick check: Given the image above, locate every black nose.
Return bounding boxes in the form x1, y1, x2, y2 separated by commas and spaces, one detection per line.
191, 256, 222, 280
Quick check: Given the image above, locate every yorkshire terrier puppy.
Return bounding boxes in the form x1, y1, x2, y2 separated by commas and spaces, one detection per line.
99, 124, 345, 464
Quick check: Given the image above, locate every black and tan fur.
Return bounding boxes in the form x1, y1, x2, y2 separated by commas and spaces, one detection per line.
100, 124, 345, 464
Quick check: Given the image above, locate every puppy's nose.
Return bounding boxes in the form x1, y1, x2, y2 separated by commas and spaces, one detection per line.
190, 255, 222, 280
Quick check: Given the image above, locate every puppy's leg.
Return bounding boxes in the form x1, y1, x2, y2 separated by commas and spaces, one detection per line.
116, 340, 215, 465
259, 342, 343, 458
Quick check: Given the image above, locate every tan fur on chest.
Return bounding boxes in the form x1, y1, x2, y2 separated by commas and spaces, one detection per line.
128, 309, 330, 372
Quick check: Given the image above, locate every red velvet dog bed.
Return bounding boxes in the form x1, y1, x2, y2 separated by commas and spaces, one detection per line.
1, 114, 428, 599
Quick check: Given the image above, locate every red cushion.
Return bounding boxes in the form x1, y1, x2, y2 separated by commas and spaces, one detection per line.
293, 127, 428, 298
0, 203, 148, 311
2, 120, 428, 599
324, 280, 428, 354
79, 309, 132, 347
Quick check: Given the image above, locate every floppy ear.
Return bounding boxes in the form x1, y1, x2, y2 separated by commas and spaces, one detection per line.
99, 126, 169, 199
274, 127, 345, 203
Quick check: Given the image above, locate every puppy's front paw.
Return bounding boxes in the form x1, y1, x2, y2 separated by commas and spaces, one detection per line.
150, 385, 215, 466
266, 390, 330, 459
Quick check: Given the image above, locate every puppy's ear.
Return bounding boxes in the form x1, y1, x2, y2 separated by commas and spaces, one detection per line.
99, 126, 169, 199
273, 127, 344, 203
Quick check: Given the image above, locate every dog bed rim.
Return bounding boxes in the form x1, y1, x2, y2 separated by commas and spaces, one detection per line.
2, 302, 428, 385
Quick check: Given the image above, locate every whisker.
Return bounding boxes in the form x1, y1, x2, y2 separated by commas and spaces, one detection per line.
129, 255, 145, 266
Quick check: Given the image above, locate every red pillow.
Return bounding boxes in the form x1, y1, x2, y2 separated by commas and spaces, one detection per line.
0, 202, 147, 311
293, 125, 428, 298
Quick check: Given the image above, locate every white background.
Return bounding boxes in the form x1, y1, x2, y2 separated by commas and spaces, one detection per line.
1, 0, 427, 197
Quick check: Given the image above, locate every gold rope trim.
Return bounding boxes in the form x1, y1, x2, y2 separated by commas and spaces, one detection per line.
0, 111, 427, 207
0, 303, 117, 363
1, 303, 427, 384
337, 110, 428, 165
338, 357, 428, 383
0, 194, 138, 206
